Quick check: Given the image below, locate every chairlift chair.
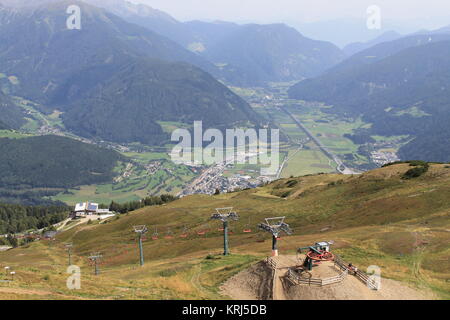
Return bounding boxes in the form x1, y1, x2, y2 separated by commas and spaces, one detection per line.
179, 226, 189, 238
164, 228, 174, 239
151, 228, 159, 240
243, 217, 252, 233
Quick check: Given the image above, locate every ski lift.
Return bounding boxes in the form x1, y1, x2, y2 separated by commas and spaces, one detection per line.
179, 226, 189, 238
164, 228, 174, 239
256, 230, 265, 243
151, 228, 159, 240
243, 217, 252, 233
197, 222, 210, 236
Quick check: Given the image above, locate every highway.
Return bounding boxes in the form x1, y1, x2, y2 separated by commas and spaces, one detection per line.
280, 106, 359, 175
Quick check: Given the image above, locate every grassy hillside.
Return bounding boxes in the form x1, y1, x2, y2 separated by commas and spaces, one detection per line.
0, 163, 449, 299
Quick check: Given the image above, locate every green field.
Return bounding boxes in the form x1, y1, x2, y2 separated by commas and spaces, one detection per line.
252, 100, 337, 177
52, 152, 197, 205
0, 130, 34, 139
281, 144, 336, 178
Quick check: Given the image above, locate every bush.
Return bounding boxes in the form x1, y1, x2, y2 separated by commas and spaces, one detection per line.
403, 162, 429, 179
285, 180, 298, 188
408, 160, 428, 167
280, 191, 291, 198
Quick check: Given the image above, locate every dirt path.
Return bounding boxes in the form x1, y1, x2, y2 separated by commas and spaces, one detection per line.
222, 255, 436, 300
190, 264, 209, 298
272, 268, 286, 300
272, 256, 297, 300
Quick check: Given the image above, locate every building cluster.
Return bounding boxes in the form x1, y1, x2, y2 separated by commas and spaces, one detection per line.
370, 150, 400, 166
70, 201, 114, 219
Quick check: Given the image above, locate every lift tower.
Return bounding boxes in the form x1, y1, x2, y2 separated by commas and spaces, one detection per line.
211, 207, 239, 256
88, 252, 102, 275
258, 217, 293, 256
133, 225, 148, 266
65, 243, 73, 266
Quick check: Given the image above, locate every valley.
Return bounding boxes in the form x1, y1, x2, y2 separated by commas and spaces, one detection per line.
0, 0, 449, 303
0, 79, 408, 206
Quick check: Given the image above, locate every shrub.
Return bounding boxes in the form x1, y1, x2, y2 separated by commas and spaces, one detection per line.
280, 191, 291, 198
285, 180, 298, 188
403, 162, 429, 179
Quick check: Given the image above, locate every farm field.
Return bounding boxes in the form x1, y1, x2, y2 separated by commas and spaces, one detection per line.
252, 101, 337, 177
281, 144, 336, 178
52, 152, 197, 205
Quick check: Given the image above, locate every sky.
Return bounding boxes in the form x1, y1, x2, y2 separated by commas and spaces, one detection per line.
136, 0, 450, 26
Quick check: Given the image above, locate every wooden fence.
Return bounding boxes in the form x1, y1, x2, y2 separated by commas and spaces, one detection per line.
286, 267, 348, 287
334, 255, 379, 290
265, 257, 278, 270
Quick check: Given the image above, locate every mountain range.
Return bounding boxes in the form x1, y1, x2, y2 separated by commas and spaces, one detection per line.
0, 0, 261, 144
343, 30, 402, 56
289, 34, 450, 162
80, 0, 345, 86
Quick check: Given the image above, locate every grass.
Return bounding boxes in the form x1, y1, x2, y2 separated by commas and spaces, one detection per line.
52, 155, 197, 204
1, 163, 448, 300
0, 130, 34, 139
286, 104, 365, 155
281, 144, 335, 178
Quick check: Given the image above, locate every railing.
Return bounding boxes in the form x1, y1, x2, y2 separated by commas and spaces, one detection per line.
354, 269, 379, 290
286, 268, 348, 287
334, 254, 379, 290
265, 257, 277, 270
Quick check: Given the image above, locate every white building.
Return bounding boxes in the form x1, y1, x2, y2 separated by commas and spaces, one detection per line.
72, 202, 114, 218
74, 202, 99, 215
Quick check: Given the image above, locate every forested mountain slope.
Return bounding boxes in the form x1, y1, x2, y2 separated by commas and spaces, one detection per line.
0, 135, 124, 188
0, 1, 261, 144
289, 39, 450, 162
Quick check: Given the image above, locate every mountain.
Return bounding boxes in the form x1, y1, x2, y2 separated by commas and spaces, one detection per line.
201, 23, 345, 86
322, 33, 450, 77
0, 92, 25, 129
78, 0, 344, 86
343, 31, 402, 56
60, 58, 260, 144
82, 0, 196, 48
0, 135, 124, 189
0, 0, 215, 102
0, 1, 261, 144
289, 39, 450, 162
289, 18, 418, 48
